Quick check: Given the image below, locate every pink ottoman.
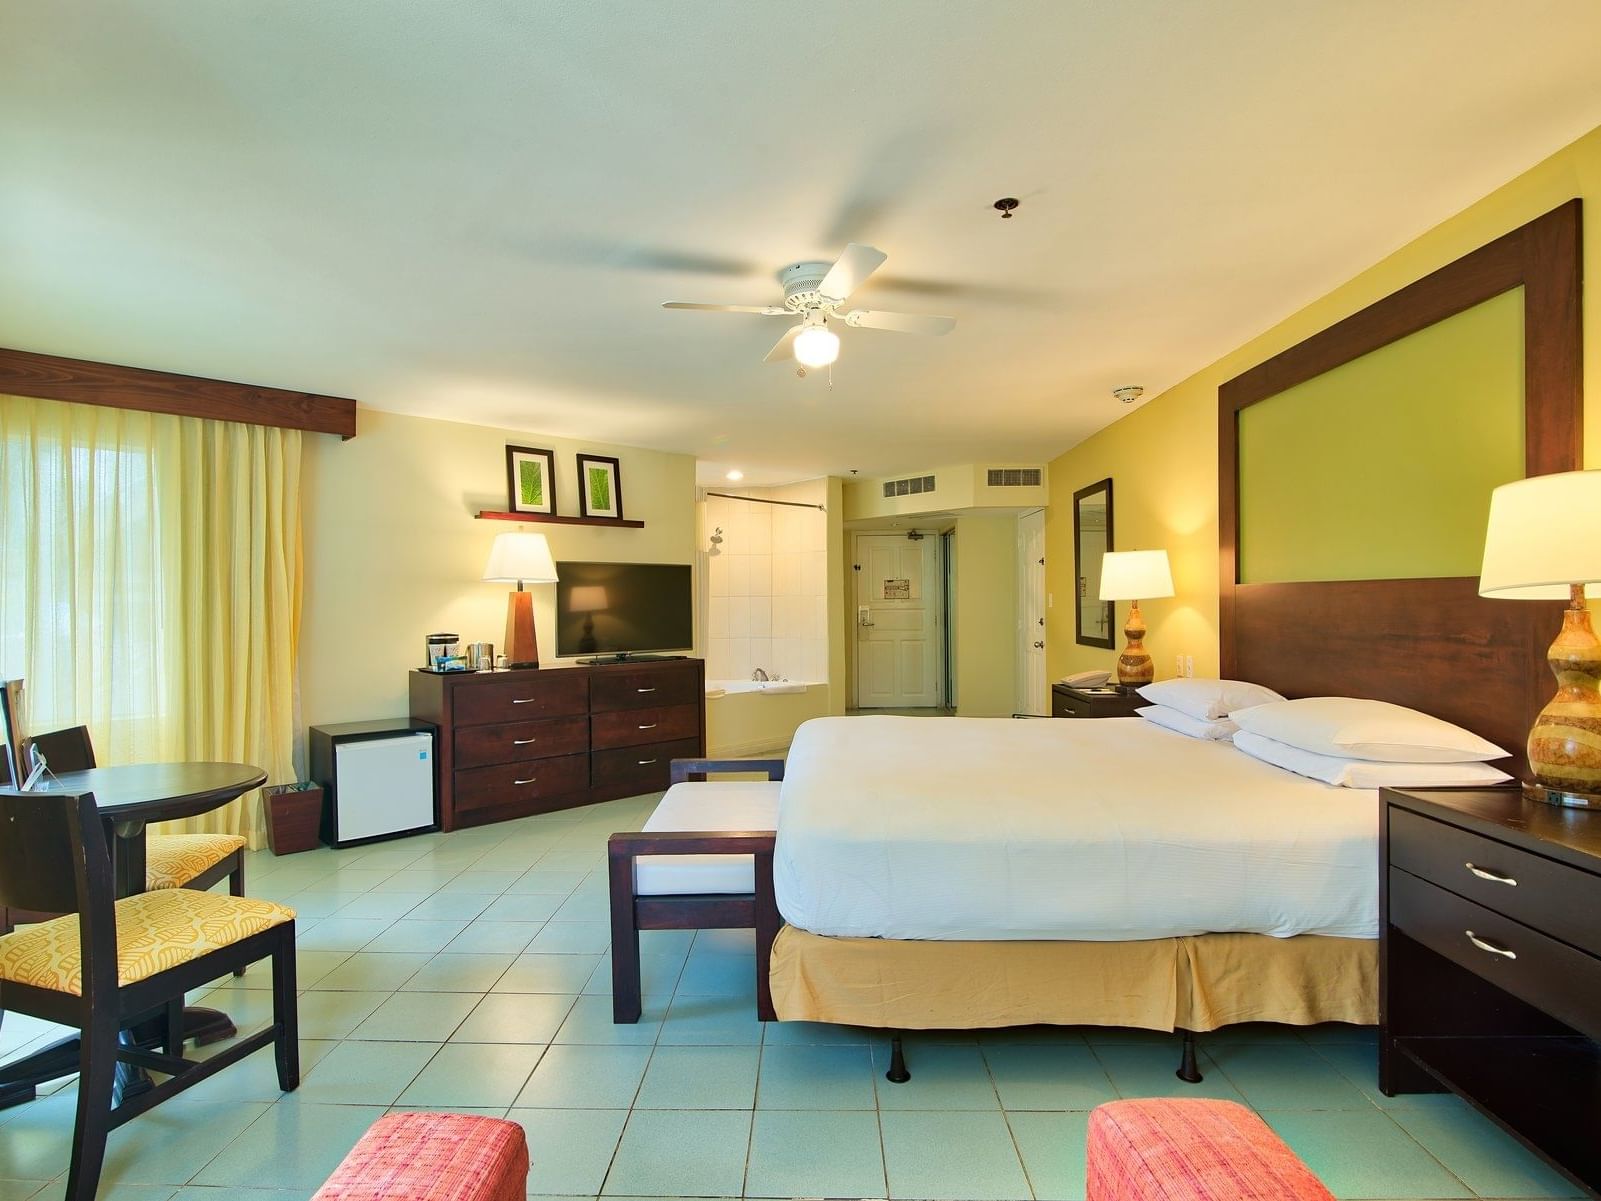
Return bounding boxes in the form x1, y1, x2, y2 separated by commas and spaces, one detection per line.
312, 1112, 529, 1201
1087, 1099, 1333, 1201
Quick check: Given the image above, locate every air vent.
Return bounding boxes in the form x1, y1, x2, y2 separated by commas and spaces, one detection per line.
882, 474, 937, 498
986, 468, 1042, 487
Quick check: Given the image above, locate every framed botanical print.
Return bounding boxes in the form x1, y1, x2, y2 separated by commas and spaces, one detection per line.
506, 445, 556, 515
577, 454, 623, 519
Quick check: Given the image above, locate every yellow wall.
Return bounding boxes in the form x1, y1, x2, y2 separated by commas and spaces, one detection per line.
300, 406, 696, 730
952, 514, 1018, 716
1047, 122, 1601, 685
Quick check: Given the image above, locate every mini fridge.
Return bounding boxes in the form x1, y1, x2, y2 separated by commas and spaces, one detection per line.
308, 720, 438, 848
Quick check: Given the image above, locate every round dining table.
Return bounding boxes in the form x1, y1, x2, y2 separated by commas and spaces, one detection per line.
0, 760, 268, 1108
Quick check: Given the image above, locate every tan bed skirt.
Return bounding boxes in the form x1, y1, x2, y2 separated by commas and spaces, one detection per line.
770, 926, 1377, 1032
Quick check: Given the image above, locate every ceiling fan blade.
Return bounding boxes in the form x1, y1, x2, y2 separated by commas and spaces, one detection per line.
763, 325, 803, 364
818, 243, 888, 302
662, 302, 792, 316
840, 309, 956, 336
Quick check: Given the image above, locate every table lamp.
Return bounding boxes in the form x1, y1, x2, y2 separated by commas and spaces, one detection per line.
1099, 549, 1174, 687
483, 532, 559, 668
1480, 469, 1601, 808
568, 585, 609, 654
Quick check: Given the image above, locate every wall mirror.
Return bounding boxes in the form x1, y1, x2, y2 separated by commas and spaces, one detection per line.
1074, 478, 1115, 648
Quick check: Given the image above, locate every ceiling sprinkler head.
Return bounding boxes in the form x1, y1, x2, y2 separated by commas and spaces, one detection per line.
993, 197, 1020, 219
1114, 386, 1145, 405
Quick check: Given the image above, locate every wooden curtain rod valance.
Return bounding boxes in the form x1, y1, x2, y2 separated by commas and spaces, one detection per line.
0, 347, 357, 439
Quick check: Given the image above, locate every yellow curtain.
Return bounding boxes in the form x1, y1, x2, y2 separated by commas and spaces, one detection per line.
0, 394, 302, 847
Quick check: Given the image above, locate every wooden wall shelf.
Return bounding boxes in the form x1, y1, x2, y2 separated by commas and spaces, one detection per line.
475, 510, 646, 529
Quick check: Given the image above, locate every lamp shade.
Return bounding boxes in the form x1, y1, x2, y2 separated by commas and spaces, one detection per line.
482, 532, 558, 584
1480, 470, 1601, 600
1099, 550, 1174, 601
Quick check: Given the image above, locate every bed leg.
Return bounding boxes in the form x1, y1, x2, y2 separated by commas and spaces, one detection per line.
1175, 1028, 1204, 1083
884, 1034, 911, 1084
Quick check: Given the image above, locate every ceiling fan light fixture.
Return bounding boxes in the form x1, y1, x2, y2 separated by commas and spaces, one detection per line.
793, 324, 840, 368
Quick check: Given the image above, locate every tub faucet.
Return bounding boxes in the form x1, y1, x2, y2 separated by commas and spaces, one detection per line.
752, 668, 770, 682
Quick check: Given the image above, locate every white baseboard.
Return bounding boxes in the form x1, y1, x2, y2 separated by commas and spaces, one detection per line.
706, 736, 793, 758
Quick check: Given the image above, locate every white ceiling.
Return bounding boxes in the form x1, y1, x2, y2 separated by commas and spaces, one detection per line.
5, 2, 1601, 486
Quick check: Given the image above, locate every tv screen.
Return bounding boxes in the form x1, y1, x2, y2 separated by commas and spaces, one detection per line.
555, 561, 694, 658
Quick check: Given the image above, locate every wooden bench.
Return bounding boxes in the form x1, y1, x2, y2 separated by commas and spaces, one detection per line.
311, 1111, 528, 1200
1086, 1099, 1333, 1201
607, 759, 782, 1024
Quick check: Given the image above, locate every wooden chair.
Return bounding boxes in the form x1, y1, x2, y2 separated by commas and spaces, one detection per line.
0, 787, 298, 1201
26, 726, 248, 896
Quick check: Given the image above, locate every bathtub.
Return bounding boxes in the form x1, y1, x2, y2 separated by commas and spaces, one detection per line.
704, 680, 830, 755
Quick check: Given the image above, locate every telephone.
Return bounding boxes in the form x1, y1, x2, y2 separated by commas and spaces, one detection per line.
1059, 670, 1111, 689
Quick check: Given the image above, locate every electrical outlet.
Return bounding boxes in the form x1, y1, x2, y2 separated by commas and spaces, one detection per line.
1175, 655, 1184, 677
1185, 654, 1195, 678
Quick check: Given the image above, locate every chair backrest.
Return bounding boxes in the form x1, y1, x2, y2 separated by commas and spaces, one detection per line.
26, 726, 96, 774
0, 789, 111, 917
0, 681, 25, 789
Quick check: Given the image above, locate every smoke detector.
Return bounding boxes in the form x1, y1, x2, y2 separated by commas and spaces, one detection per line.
1113, 386, 1145, 405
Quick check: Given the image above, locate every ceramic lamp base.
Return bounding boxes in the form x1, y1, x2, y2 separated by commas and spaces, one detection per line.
1116, 599, 1154, 687
504, 589, 539, 668
1526, 591, 1601, 800
1523, 781, 1601, 809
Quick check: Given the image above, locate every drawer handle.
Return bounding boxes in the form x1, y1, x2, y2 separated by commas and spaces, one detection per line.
1465, 862, 1517, 886
637, 758, 658, 766
638, 723, 657, 730
637, 687, 656, 693
512, 777, 537, 786
512, 738, 537, 746
511, 698, 538, 705
1465, 930, 1517, 960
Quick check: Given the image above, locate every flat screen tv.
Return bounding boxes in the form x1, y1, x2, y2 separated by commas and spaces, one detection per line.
555, 561, 694, 660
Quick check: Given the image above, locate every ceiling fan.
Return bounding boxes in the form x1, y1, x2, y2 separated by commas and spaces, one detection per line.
661, 244, 956, 368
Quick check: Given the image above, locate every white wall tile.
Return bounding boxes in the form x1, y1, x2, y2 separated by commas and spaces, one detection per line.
727, 554, 751, 597
727, 595, 751, 637
747, 637, 771, 676
707, 637, 732, 680
749, 596, 772, 638
707, 596, 729, 638
747, 554, 771, 597
708, 553, 729, 597
727, 637, 751, 681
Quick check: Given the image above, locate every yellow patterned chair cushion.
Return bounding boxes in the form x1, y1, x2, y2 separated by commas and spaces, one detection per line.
0, 889, 294, 996
145, 833, 247, 890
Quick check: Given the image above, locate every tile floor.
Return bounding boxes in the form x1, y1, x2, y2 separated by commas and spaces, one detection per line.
0, 793, 1583, 1200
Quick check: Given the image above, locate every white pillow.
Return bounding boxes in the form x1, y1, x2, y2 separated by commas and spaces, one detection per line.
1232, 731, 1511, 789
1136, 678, 1285, 722
1137, 705, 1237, 741
1229, 696, 1506, 764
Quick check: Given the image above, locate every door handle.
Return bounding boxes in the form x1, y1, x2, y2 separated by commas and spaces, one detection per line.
637, 687, 656, 693
638, 723, 657, 730
1465, 862, 1517, 886
637, 758, 658, 766
512, 738, 537, 746
1465, 931, 1516, 959
511, 698, 537, 705
512, 777, 537, 786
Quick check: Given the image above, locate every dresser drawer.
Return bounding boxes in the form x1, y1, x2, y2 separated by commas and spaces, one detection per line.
1389, 867, 1601, 1043
453, 753, 589, 814
454, 716, 588, 770
1389, 808, 1601, 958
592, 738, 701, 796
591, 703, 701, 750
590, 667, 701, 713
454, 674, 589, 726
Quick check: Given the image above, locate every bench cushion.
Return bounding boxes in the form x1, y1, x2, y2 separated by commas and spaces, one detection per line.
1086, 1099, 1333, 1201
636, 781, 780, 895
312, 1112, 528, 1201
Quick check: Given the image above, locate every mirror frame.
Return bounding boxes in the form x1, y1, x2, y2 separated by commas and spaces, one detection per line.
1073, 477, 1115, 650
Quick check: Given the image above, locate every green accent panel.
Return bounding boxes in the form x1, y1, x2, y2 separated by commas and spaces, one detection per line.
1239, 287, 1524, 584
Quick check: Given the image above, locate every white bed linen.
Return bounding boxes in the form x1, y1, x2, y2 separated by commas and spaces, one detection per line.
774, 715, 1377, 941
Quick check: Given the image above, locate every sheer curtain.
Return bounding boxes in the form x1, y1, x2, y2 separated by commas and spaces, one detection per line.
0, 394, 302, 846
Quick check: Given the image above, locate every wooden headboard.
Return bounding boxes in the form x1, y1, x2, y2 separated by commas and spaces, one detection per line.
1219, 201, 1582, 773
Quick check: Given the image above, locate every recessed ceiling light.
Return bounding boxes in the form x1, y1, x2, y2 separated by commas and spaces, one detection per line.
725, 469, 744, 481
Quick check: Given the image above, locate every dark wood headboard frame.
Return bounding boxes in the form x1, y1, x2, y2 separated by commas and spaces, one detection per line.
1219, 199, 1582, 772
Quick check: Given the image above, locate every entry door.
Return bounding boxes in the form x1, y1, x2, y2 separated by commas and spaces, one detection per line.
855, 533, 939, 708
1018, 510, 1047, 715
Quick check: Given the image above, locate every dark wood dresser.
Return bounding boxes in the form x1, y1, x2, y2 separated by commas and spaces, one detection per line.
1380, 786, 1601, 1197
1050, 683, 1143, 718
409, 658, 705, 830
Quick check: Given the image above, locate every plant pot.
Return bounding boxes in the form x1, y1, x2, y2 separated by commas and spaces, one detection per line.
264, 782, 324, 855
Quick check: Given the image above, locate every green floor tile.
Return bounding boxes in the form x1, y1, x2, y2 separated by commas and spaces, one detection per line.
881, 1109, 1031, 1201
745, 1109, 886, 1198
874, 1042, 1001, 1110
347, 990, 480, 1041
634, 1044, 759, 1109
494, 953, 604, 994
292, 1039, 439, 1105
657, 994, 765, 1045
983, 1043, 1118, 1111
1008, 1110, 1090, 1201
1264, 1109, 1473, 1198
757, 1044, 877, 1110
452, 992, 577, 1043
1208, 1042, 1373, 1110
509, 1107, 628, 1196
602, 1108, 751, 1197
305, 951, 432, 992
400, 951, 516, 992
516, 1044, 652, 1109
193, 1102, 386, 1189
1092, 1043, 1245, 1102
398, 1041, 546, 1107
554, 994, 667, 1046
1392, 1105, 1583, 1198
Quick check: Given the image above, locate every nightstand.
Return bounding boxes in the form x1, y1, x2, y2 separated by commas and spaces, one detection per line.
1380, 786, 1601, 1196
1050, 683, 1143, 719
